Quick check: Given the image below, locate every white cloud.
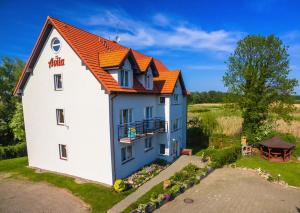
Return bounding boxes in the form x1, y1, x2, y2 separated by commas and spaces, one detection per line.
186, 64, 227, 71
152, 14, 170, 26
78, 8, 243, 53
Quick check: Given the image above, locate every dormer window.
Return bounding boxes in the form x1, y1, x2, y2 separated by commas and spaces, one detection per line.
121, 69, 129, 87
144, 70, 153, 90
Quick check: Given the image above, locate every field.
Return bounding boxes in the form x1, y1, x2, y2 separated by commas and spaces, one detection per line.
188, 103, 300, 138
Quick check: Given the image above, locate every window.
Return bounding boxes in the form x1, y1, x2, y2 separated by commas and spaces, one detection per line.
159, 97, 165, 104
54, 74, 63, 90
145, 137, 153, 151
172, 118, 179, 131
145, 106, 153, 120
120, 69, 129, 87
173, 94, 179, 104
160, 144, 165, 155
120, 109, 132, 125
56, 109, 65, 125
59, 144, 67, 160
121, 145, 133, 163
51, 38, 61, 53
145, 72, 152, 89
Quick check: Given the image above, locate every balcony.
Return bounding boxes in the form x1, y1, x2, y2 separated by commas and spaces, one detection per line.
118, 118, 167, 143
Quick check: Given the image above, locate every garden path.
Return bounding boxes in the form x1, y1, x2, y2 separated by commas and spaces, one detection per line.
108, 155, 206, 213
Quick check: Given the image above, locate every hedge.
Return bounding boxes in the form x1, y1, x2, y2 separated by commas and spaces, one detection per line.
0, 143, 27, 160
210, 144, 241, 168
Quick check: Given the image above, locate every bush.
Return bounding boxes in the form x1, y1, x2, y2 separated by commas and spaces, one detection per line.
0, 142, 27, 160
211, 144, 241, 168
113, 179, 126, 192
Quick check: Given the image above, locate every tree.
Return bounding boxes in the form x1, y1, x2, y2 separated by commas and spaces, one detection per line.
223, 35, 298, 143
9, 101, 25, 142
0, 57, 25, 145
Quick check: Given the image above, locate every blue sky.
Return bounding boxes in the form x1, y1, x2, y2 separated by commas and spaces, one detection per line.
0, 0, 299, 94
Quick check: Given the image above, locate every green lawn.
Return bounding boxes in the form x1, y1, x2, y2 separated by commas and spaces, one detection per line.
0, 157, 132, 213
236, 156, 300, 187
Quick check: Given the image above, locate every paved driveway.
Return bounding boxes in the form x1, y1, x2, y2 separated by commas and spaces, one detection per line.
0, 174, 89, 213
156, 168, 300, 213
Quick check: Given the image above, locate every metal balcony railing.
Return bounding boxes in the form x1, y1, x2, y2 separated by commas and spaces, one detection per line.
118, 118, 167, 143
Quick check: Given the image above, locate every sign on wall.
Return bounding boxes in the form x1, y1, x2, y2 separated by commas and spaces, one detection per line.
48, 56, 65, 68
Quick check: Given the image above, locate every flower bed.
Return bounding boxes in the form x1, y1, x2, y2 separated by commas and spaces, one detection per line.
126, 164, 212, 213
124, 159, 169, 189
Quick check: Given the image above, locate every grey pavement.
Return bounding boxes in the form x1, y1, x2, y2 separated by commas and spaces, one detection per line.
156, 168, 300, 213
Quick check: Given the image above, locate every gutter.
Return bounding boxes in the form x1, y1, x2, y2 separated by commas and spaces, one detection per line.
110, 93, 118, 184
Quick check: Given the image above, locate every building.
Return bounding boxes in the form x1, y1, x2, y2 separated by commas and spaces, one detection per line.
14, 16, 188, 186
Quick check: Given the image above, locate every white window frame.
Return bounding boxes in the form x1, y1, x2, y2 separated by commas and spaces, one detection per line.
159, 144, 166, 155
120, 69, 129, 87
120, 109, 133, 125
159, 97, 165, 104
144, 137, 153, 152
54, 74, 63, 91
173, 94, 179, 104
145, 106, 153, 120
59, 144, 67, 160
145, 71, 152, 90
51, 37, 61, 54
172, 118, 180, 132
56, 109, 65, 125
121, 145, 133, 163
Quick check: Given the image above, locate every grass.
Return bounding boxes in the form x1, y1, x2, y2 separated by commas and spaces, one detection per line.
0, 157, 132, 213
236, 156, 300, 187
188, 103, 300, 138
123, 182, 164, 213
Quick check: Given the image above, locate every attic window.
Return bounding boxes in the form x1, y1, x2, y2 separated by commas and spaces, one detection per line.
51, 38, 61, 53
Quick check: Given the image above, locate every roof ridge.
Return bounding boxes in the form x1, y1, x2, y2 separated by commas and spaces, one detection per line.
48, 16, 128, 50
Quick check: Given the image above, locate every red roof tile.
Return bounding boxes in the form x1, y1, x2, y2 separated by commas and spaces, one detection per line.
14, 16, 187, 95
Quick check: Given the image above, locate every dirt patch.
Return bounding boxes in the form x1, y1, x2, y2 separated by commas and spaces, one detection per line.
0, 175, 90, 213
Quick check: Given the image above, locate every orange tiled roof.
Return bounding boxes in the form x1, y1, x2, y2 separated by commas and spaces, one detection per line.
14, 16, 187, 95
132, 50, 153, 72
99, 48, 130, 68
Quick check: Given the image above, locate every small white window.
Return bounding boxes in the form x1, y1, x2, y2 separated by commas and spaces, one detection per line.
121, 145, 133, 163
59, 144, 67, 160
145, 72, 152, 89
54, 74, 63, 90
51, 38, 61, 53
145, 106, 153, 120
172, 118, 179, 131
173, 94, 179, 104
120, 109, 132, 125
121, 69, 129, 87
145, 137, 153, 151
56, 109, 65, 125
159, 97, 165, 104
160, 144, 165, 155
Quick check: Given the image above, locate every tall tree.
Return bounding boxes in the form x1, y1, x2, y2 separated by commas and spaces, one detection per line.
223, 35, 298, 143
0, 57, 25, 145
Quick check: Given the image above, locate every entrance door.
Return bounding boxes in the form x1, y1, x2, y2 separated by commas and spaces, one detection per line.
172, 139, 179, 157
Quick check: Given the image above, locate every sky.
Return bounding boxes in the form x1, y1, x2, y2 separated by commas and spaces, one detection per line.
0, 0, 299, 94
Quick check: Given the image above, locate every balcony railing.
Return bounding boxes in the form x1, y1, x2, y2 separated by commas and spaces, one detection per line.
118, 118, 167, 143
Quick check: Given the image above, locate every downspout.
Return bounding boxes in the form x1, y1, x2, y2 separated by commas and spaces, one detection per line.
110, 93, 118, 184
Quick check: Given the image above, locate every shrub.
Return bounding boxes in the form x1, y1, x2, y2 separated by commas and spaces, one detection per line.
211, 144, 241, 168
0, 142, 27, 160
113, 179, 126, 192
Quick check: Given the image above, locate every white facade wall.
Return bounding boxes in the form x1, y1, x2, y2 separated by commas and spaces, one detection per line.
22, 28, 114, 185
112, 87, 186, 179
112, 94, 163, 178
